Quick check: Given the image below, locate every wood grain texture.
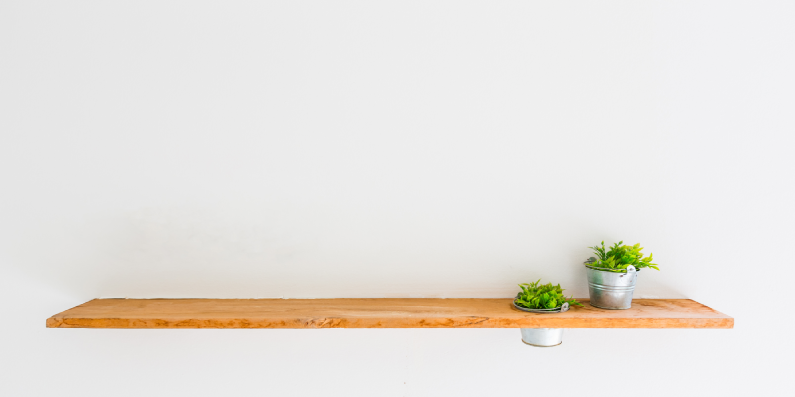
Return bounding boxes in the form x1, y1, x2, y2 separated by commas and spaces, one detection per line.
47, 299, 733, 329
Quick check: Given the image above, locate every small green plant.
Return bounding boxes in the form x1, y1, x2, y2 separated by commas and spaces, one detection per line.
515, 280, 582, 309
587, 241, 660, 272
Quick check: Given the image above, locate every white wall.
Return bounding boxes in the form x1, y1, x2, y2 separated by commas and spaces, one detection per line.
1, 1, 793, 396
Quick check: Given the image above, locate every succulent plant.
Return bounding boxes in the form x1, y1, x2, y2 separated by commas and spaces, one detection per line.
515, 279, 581, 309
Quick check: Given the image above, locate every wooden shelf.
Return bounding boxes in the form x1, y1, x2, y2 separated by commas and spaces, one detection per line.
47, 298, 732, 329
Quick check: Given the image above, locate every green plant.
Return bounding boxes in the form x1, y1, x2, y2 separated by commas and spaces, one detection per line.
515, 280, 582, 309
587, 241, 660, 272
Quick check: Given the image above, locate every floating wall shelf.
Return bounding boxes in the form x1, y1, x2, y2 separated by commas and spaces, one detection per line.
47, 298, 733, 329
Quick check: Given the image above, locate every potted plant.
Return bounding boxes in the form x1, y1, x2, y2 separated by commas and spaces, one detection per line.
513, 280, 582, 347
584, 241, 660, 310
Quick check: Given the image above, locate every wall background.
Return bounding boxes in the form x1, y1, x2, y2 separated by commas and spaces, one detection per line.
2, 1, 793, 396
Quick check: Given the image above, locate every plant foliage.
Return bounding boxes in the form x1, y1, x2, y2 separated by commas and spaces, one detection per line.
587, 241, 660, 272
515, 280, 582, 309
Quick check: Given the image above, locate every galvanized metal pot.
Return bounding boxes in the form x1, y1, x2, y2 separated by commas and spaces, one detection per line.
585, 264, 638, 310
520, 328, 564, 347
513, 300, 569, 347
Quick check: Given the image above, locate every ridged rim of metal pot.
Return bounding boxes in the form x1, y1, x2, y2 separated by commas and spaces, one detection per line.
521, 339, 562, 347
584, 264, 641, 273
512, 298, 570, 313
588, 301, 631, 310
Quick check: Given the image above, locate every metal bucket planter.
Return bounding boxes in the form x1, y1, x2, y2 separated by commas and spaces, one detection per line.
513, 300, 570, 347
585, 263, 638, 310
